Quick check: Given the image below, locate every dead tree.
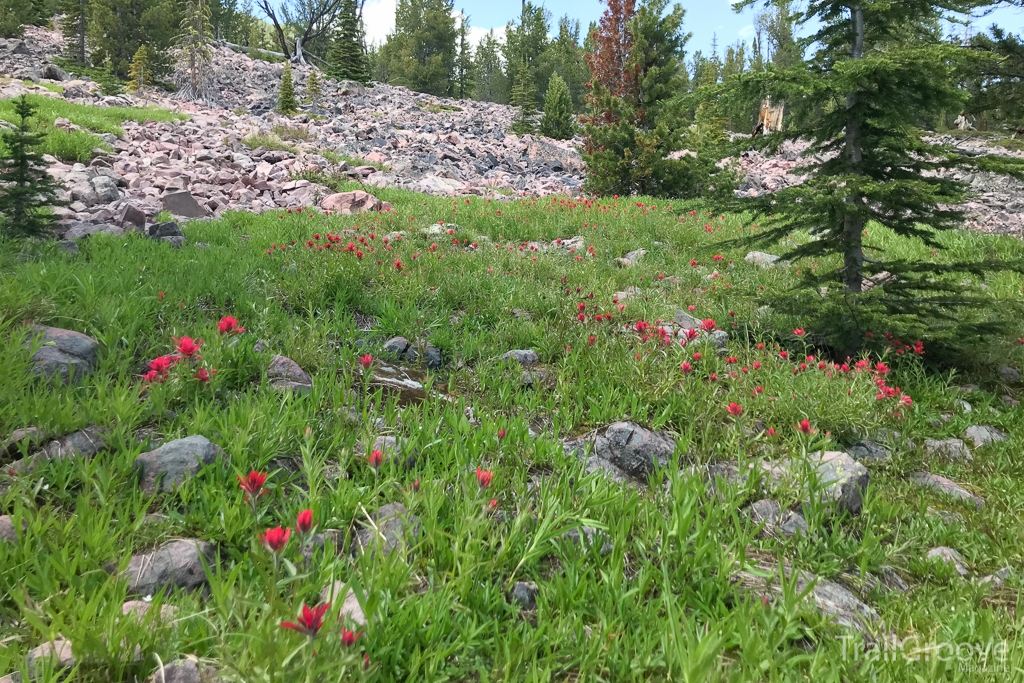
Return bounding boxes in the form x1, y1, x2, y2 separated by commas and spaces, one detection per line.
255, 0, 360, 65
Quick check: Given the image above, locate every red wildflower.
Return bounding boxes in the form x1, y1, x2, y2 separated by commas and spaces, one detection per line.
476, 466, 493, 489
238, 470, 267, 500
488, 499, 499, 510
700, 319, 717, 333
194, 368, 211, 383
394, 259, 403, 271
217, 316, 245, 335
368, 449, 384, 469
281, 603, 330, 639
261, 526, 290, 554
497, 429, 506, 440
360, 354, 373, 368
296, 509, 313, 536
173, 336, 203, 357
726, 402, 743, 417
793, 328, 806, 337
681, 361, 692, 373
796, 419, 813, 434
157, 292, 165, 300
341, 626, 362, 647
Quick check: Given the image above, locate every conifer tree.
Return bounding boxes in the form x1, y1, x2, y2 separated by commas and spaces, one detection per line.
383, 0, 458, 96
277, 60, 298, 114
454, 11, 474, 99
60, 0, 90, 64
0, 96, 65, 240
176, 0, 215, 102
510, 60, 538, 135
735, 0, 1024, 306
327, 0, 369, 84
539, 72, 576, 139
472, 30, 508, 103
305, 69, 322, 109
127, 44, 153, 93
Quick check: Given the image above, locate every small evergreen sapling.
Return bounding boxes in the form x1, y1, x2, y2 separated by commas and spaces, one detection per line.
539, 72, 577, 140
127, 45, 152, 94
0, 96, 65, 239
305, 69, 323, 110
277, 61, 298, 115
510, 60, 538, 135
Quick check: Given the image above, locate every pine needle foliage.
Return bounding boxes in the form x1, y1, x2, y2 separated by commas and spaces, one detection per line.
510, 60, 538, 135
327, 0, 370, 84
127, 45, 153, 94
305, 69, 323, 109
277, 61, 299, 115
0, 96, 65, 240
732, 1, 1024, 304
176, 0, 216, 103
539, 72, 577, 139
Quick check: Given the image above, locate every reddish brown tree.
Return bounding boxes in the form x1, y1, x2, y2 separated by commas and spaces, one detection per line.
585, 0, 637, 100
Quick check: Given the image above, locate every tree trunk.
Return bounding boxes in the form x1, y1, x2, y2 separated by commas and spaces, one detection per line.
843, 4, 866, 293
294, 36, 306, 65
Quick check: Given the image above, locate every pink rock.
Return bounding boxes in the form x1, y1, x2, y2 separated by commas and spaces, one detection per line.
320, 190, 386, 215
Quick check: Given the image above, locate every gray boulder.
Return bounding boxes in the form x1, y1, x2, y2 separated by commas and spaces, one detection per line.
744, 251, 783, 268
847, 440, 890, 463
764, 451, 869, 515
267, 355, 312, 393
147, 659, 200, 683
161, 191, 210, 219
923, 438, 972, 462
123, 539, 216, 596
962, 425, 1008, 448
503, 349, 539, 367
509, 581, 539, 610
383, 336, 410, 357
135, 435, 224, 494
909, 472, 984, 509
26, 326, 99, 383
352, 502, 420, 557
25, 638, 75, 678
0, 515, 23, 543
926, 546, 969, 577
586, 422, 676, 482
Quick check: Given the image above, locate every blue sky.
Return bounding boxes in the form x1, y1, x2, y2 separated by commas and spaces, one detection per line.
362, 0, 1024, 57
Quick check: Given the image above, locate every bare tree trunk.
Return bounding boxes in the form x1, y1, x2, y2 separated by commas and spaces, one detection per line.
843, 4, 866, 293
294, 35, 306, 64
256, 0, 292, 59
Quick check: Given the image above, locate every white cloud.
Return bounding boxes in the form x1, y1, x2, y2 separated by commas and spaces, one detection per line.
362, 0, 498, 47
362, 0, 397, 47
738, 24, 755, 39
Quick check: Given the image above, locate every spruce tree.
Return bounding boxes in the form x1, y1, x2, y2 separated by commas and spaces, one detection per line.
454, 11, 474, 99
472, 30, 508, 103
384, 0, 459, 96
127, 44, 153, 93
327, 0, 369, 84
60, 0, 90, 64
0, 96, 65, 240
305, 69, 322, 109
510, 60, 538, 135
734, 0, 1024, 306
539, 72, 576, 139
176, 0, 215, 102
277, 60, 298, 115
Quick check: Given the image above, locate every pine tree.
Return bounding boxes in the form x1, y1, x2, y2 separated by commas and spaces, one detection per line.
60, 0, 90, 64
472, 30, 508, 103
454, 11, 474, 99
305, 68, 322, 109
0, 0, 30, 38
277, 60, 298, 115
539, 72, 576, 139
510, 60, 538, 135
583, 0, 724, 197
89, 0, 179, 78
383, 0, 458, 96
327, 0, 369, 84
503, 1, 550, 103
0, 96, 65, 240
733, 0, 1024, 311
127, 44, 153, 93
540, 17, 590, 111
968, 26, 1024, 131
176, 0, 215, 102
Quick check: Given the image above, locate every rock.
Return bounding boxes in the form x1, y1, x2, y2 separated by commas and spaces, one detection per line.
119, 203, 147, 231
122, 539, 216, 596
161, 191, 210, 218
321, 190, 385, 215
764, 451, 869, 515
744, 251, 783, 268
320, 581, 367, 625
586, 421, 676, 482
26, 325, 99, 383
847, 440, 890, 463
923, 438, 972, 462
64, 222, 124, 240
877, 566, 910, 593
614, 248, 646, 267
908, 472, 984, 508
997, 365, 1021, 382
778, 512, 809, 538
405, 342, 442, 370
926, 546, 969, 577
978, 567, 1013, 588
509, 581, 539, 610
267, 355, 312, 393
962, 425, 1008, 448
352, 502, 420, 557
382, 336, 410, 357
2, 426, 46, 457
734, 565, 883, 637
0, 515, 22, 543
121, 600, 179, 620
560, 526, 613, 555
25, 638, 75, 678
337, 79, 368, 96
369, 364, 427, 404
8, 426, 110, 474
927, 506, 966, 525
134, 435, 225, 494
41, 63, 69, 81
749, 499, 781, 529
148, 221, 184, 238
503, 349, 539, 367
147, 659, 201, 683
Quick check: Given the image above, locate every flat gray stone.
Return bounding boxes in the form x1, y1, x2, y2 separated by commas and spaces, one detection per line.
123, 539, 215, 596
27, 326, 99, 383
64, 222, 123, 240
590, 421, 676, 482
352, 502, 420, 557
135, 435, 224, 494
614, 248, 646, 267
161, 191, 210, 218
962, 425, 1008, 448
320, 581, 366, 625
147, 659, 200, 683
560, 526, 613, 555
382, 336, 410, 357
503, 349, 539, 367
764, 451, 869, 515
926, 546, 969, 577
0, 515, 23, 543
267, 355, 312, 392
923, 438, 972, 462
847, 440, 890, 463
744, 251, 783, 268
997, 365, 1021, 382
9, 426, 108, 474
148, 221, 183, 238
25, 638, 75, 678
909, 472, 984, 508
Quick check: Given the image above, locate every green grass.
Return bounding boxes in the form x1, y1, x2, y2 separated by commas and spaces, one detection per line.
318, 149, 389, 172
414, 100, 463, 114
0, 95, 185, 163
241, 133, 298, 154
2, 188, 1024, 681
